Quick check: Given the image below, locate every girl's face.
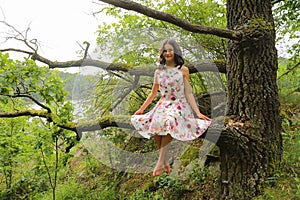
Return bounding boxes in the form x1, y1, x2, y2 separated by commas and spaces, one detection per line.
162, 44, 175, 63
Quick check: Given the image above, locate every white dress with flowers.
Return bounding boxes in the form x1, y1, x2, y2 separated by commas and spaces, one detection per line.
131, 66, 211, 141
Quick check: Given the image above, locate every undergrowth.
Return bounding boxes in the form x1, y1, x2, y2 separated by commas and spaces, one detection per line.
29, 103, 300, 200
254, 103, 300, 200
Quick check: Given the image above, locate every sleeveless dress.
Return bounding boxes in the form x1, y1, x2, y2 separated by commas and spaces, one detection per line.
131, 66, 211, 141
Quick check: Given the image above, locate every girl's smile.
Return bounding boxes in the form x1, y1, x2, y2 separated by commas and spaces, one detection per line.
163, 44, 175, 65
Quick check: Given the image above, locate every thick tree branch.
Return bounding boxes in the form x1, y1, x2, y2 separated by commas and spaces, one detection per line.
0, 110, 76, 131
0, 110, 225, 144
0, 110, 47, 118
75, 114, 224, 146
98, 0, 241, 40
0, 110, 132, 140
0, 48, 227, 74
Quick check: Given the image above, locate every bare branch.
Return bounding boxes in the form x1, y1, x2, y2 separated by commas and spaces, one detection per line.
98, 0, 241, 40
0, 20, 38, 52
76, 41, 90, 59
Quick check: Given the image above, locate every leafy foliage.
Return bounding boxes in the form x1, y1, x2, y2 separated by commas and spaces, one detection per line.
0, 52, 77, 199
273, 0, 300, 93
273, 0, 300, 51
277, 58, 300, 103
0, 52, 73, 120
96, 0, 227, 65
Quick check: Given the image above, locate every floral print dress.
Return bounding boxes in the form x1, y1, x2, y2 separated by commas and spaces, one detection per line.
131, 66, 211, 141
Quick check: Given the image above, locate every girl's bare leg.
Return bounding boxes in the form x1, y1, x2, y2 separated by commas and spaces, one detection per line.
153, 134, 172, 176
153, 134, 162, 149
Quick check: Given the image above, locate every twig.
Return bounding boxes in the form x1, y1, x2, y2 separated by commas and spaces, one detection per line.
7, 93, 52, 113
278, 61, 300, 80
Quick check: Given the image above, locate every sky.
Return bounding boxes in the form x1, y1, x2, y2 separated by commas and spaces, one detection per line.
0, 0, 112, 63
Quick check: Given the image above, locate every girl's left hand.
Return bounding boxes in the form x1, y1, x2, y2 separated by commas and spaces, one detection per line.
198, 113, 211, 121
134, 108, 144, 115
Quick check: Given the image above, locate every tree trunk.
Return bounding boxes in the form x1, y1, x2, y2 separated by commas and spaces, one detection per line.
219, 0, 283, 199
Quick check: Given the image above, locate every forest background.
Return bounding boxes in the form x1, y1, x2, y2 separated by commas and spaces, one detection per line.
0, 0, 299, 199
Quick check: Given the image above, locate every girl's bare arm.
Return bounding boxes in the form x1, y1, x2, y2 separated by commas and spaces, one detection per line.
134, 70, 159, 114
182, 66, 211, 120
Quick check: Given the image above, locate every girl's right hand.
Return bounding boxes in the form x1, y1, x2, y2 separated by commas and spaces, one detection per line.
197, 113, 211, 121
134, 109, 144, 115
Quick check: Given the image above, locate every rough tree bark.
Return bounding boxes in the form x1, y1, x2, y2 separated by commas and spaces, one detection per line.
218, 0, 282, 199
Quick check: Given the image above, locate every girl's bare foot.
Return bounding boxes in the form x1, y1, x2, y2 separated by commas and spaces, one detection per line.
164, 159, 171, 174
153, 165, 164, 177
164, 164, 171, 174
